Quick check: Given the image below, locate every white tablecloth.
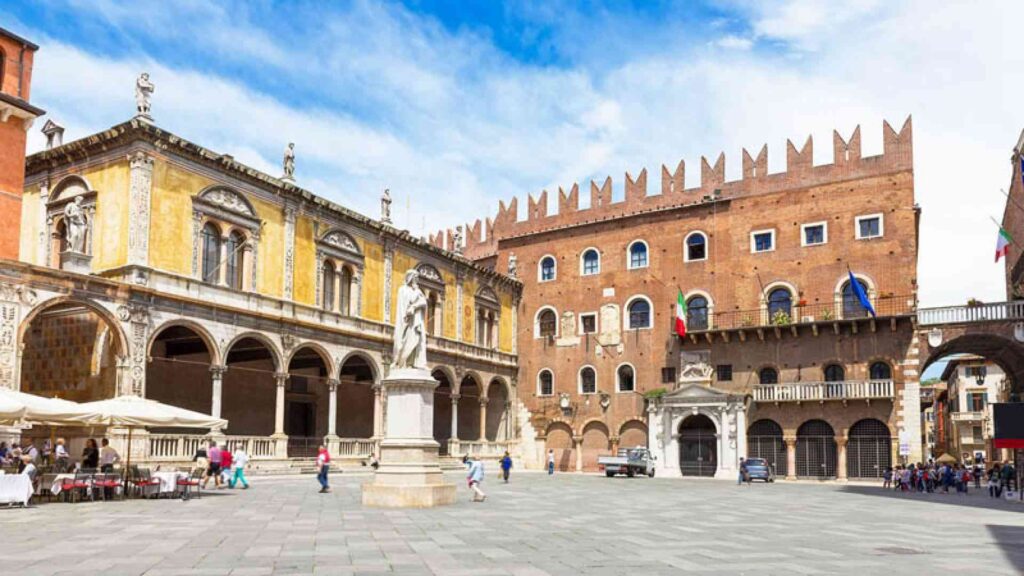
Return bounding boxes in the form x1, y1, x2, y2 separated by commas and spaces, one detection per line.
0, 474, 33, 505
48, 473, 77, 496
152, 471, 187, 494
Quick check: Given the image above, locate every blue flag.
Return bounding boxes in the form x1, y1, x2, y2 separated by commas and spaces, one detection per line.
849, 270, 876, 318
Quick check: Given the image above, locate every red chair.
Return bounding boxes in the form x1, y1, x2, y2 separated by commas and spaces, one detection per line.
176, 468, 202, 500
60, 472, 92, 503
129, 468, 161, 499
93, 472, 123, 501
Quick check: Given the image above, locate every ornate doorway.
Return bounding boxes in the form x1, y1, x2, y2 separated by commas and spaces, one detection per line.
679, 414, 717, 477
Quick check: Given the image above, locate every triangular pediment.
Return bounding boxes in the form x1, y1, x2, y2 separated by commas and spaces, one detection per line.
665, 382, 729, 399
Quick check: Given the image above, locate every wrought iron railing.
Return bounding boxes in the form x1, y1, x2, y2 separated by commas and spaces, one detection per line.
752, 380, 895, 402
693, 295, 916, 332
917, 300, 1024, 326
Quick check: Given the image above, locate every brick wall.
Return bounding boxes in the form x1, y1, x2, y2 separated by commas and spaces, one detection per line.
21, 308, 117, 402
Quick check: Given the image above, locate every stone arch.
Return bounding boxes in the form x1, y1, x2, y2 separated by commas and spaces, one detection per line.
833, 272, 877, 299
579, 246, 601, 275
615, 362, 636, 393
337, 352, 376, 439
457, 372, 482, 440
18, 297, 127, 359
623, 294, 653, 331
747, 418, 786, 477
146, 320, 219, 419
796, 419, 837, 479
618, 419, 648, 449
223, 332, 283, 372
581, 420, 611, 472
683, 290, 714, 330
534, 305, 559, 338
284, 344, 332, 452
432, 368, 455, 452
485, 377, 509, 441
921, 333, 1024, 396
50, 174, 93, 201
147, 319, 221, 366
678, 413, 718, 476
847, 418, 892, 479
286, 342, 337, 379
537, 253, 557, 282
544, 421, 575, 472
626, 238, 649, 269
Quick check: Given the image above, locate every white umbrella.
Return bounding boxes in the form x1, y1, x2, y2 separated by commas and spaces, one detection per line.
0, 395, 27, 425
0, 388, 101, 426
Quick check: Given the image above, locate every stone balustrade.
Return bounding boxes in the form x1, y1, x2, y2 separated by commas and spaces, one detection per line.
917, 300, 1024, 326
447, 439, 515, 458
752, 380, 895, 403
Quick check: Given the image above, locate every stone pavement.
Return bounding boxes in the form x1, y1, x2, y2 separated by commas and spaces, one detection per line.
2, 471, 1023, 575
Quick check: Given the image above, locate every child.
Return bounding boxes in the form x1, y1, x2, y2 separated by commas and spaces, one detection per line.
464, 455, 486, 502
882, 466, 892, 489
500, 451, 512, 483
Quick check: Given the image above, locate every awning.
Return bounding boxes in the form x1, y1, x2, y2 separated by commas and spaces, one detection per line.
77, 395, 227, 429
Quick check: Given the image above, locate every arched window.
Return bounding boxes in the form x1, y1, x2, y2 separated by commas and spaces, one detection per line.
687, 296, 709, 330
842, 279, 871, 319
537, 308, 557, 338
225, 230, 245, 289
685, 232, 707, 262
824, 363, 845, 382
628, 241, 648, 269
767, 288, 792, 320
617, 364, 635, 392
322, 261, 335, 310
539, 256, 556, 282
579, 367, 597, 394
627, 298, 651, 330
538, 370, 554, 396
201, 223, 221, 283
581, 249, 600, 276
869, 361, 892, 380
758, 367, 778, 385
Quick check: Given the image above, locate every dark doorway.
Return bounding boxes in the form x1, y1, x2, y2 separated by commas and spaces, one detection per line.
796, 419, 837, 479
679, 414, 717, 477
748, 419, 786, 477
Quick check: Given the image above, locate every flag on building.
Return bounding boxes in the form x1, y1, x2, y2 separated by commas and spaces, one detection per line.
848, 270, 876, 318
675, 290, 687, 338
996, 226, 1012, 262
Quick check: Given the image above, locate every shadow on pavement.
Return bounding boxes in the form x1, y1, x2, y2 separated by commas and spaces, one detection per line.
840, 484, 1024, 512
988, 525, 1024, 572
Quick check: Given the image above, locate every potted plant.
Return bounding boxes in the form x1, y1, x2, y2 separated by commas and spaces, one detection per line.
771, 310, 791, 326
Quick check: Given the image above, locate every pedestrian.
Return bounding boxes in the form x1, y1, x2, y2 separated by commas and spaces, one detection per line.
81, 438, 99, 470
989, 464, 1002, 498
99, 438, 120, 473
500, 451, 512, 483
202, 441, 222, 489
54, 438, 70, 472
1000, 460, 1015, 494
547, 449, 555, 475
973, 464, 982, 490
229, 446, 250, 489
219, 445, 233, 487
738, 457, 746, 485
316, 444, 331, 493
882, 466, 892, 489
464, 455, 486, 502
368, 453, 379, 470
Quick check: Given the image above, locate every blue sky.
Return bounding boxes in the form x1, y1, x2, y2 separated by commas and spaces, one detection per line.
4, 1, 1024, 314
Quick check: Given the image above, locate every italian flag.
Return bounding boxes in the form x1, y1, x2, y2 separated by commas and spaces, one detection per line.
996, 227, 1012, 262
675, 290, 687, 338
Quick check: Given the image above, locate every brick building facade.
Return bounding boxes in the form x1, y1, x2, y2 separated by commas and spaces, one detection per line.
443, 118, 922, 478
0, 27, 42, 261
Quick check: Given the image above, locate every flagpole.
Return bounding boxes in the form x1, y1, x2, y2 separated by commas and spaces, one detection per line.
990, 215, 1020, 246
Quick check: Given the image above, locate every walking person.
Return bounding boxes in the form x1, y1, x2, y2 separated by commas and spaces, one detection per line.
202, 441, 222, 489
464, 455, 486, 502
738, 457, 747, 485
219, 446, 233, 487
547, 449, 555, 475
882, 466, 892, 489
500, 451, 512, 483
989, 464, 1002, 498
316, 445, 331, 493
229, 446, 250, 489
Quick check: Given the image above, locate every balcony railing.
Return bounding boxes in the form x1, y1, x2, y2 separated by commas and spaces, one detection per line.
917, 300, 1024, 326
447, 440, 515, 458
950, 411, 986, 422
147, 434, 281, 460
693, 295, 915, 332
752, 380, 895, 403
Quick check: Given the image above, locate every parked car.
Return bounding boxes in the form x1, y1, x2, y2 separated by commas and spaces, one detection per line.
744, 458, 775, 482
598, 447, 656, 477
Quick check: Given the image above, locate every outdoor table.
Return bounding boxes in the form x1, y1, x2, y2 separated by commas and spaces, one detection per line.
0, 474, 33, 506
151, 471, 187, 495
48, 473, 78, 496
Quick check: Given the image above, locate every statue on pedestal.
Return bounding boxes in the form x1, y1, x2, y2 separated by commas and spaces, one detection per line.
391, 270, 428, 371
282, 143, 295, 180
507, 252, 518, 278
453, 225, 463, 255
64, 197, 87, 254
381, 188, 392, 225
135, 73, 154, 118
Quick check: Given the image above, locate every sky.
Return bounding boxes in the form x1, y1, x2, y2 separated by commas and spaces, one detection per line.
4, 0, 1024, 322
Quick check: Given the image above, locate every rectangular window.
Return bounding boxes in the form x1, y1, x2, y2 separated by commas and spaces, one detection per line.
972, 426, 984, 443
580, 313, 597, 334
855, 214, 884, 239
661, 367, 676, 384
750, 229, 775, 253
716, 364, 733, 382
968, 392, 987, 411
801, 222, 827, 246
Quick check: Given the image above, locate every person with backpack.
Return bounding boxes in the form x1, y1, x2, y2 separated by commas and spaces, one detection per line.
499, 451, 512, 483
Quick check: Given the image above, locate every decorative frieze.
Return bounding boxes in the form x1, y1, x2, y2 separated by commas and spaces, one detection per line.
127, 151, 155, 269
383, 244, 395, 323
118, 303, 150, 396
283, 205, 297, 300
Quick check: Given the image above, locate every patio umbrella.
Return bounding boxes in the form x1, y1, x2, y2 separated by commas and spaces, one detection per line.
76, 395, 228, 484
0, 395, 27, 425
0, 388, 101, 427
935, 453, 957, 464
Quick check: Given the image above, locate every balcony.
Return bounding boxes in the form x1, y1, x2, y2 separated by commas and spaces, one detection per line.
917, 300, 1024, 326
752, 380, 895, 403
691, 295, 916, 333
950, 411, 986, 422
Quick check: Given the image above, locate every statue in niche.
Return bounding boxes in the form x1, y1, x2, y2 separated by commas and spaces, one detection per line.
452, 225, 464, 255
135, 73, 154, 117
507, 253, 518, 278
282, 143, 296, 180
381, 188, 392, 224
391, 269, 428, 371
64, 196, 87, 254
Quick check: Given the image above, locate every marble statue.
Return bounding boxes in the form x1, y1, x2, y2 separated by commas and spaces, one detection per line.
391, 269, 428, 371
135, 73, 154, 117
453, 225, 463, 255
381, 188, 392, 225
64, 196, 87, 253
283, 143, 295, 180
507, 252, 517, 278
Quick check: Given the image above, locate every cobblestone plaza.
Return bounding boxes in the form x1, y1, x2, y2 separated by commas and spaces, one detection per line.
2, 472, 1022, 575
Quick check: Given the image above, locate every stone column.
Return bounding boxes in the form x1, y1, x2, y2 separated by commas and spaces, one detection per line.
333, 265, 342, 313
574, 436, 584, 472
326, 379, 340, 439
610, 435, 620, 455
218, 236, 229, 286
736, 406, 748, 462
450, 394, 460, 441
504, 401, 513, 442
784, 436, 797, 480
273, 372, 288, 437
478, 398, 488, 442
455, 270, 465, 340
127, 151, 154, 269
209, 365, 227, 420
372, 383, 384, 439
282, 205, 296, 300
836, 435, 848, 481
382, 243, 394, 322
352, 267, 363, 317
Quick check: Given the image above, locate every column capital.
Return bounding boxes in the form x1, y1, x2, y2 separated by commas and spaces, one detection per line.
479, 397, 489, 407
450, 393, 461, 402
274, 372, 289, 386
209, 364, 228, 377
327, 378, 340, 391
783, 436, 797, 447
835, 436, 848, 447
572, 435, 584, 444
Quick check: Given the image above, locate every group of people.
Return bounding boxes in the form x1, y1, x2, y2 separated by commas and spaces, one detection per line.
883, 460, 1018, 497
1, 437, 121, 480
192, 440, 249, 490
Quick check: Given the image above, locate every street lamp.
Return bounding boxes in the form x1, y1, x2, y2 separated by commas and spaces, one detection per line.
975, 365, 987, 386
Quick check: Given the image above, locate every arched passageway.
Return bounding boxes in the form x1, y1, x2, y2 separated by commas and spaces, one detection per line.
581, 421, 611, 472
619, 420, 648, 450
544, 422, 574, 472
796, 419, 837, 479
747, 419, 786, 477
223, 337, 277, 436
147, 325, 214, 432
458, 375, 481, 441
286, 347, 330, 457
847, 419, 892, 479
337, 355, 375, 439
485, 379, 508, 441
433, 369, 453, 454
679, 414, 717, 477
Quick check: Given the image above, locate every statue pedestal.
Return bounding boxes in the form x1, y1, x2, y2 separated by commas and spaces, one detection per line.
362, 369, 456, 508
60, 251, 92, 274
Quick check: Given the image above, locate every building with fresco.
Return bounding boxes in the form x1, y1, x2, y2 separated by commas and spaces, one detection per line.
443, 118, 922, 479
3, 108, 520, 468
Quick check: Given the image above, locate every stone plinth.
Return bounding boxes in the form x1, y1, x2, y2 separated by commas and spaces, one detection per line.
362, 369, 456, 508
59, 251, 92, 274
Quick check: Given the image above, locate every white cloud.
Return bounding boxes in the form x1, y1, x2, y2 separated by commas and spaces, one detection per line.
18, 0, 1024, 307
